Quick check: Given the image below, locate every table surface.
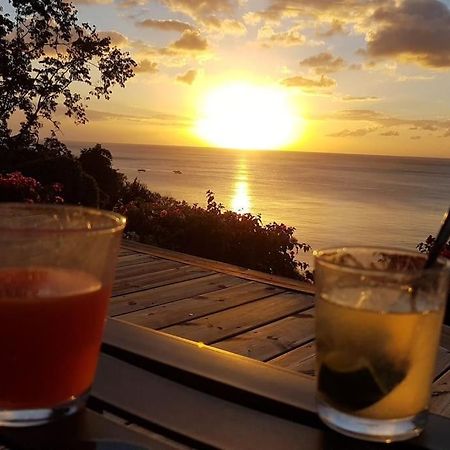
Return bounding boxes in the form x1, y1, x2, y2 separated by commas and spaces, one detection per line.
112, 241, 450, 419
1, 241, 449, 449
1, 318, 450, 450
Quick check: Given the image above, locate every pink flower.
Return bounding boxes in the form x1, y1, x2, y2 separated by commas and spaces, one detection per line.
160, 210, 168, 218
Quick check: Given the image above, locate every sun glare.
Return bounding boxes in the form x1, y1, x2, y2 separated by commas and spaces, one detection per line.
195, 82, 302, 150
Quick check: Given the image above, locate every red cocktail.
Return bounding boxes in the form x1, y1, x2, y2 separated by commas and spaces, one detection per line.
0, 268, 110, 408
0, 204, 125, 426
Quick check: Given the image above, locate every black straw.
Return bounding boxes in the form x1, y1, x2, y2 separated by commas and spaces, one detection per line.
424, 208, 450, 270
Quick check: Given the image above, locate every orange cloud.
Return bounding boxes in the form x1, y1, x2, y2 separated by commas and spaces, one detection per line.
281, 74, 336, 89
316, 20, 347, 37
73, 0, 112, 4
136, 19, 194, 33
342, 95, 380, 101
160, 0, 236, 20
134, 59, 159, 73
299, 52, 346, 74
328, 127, 378, 137
202, 17, 247, 35
97, 31, 129, 47
170, 30, 208, 51
176, 69, 197, 84
257, 25, 305, 47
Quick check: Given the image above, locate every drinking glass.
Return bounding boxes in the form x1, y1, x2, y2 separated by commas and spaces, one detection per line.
0, 203, 125, 426
314, 247, 449, 442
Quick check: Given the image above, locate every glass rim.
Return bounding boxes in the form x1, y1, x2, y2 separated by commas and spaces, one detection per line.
0, 203, 126, 236
314, 245, 450, 276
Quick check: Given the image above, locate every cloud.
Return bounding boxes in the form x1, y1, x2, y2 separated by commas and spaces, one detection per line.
396, 74, 435, 82
170, 30, 208, 51
97, 31, 129, 47
281, 74, 336, 89
247, 0, 385, 25
86, 109, 191, 126
342, 95, 380, 101
411, 135, 422, 140
136, 19, 194, 33
299, 52, 346, 74
72, 0, 112, 4
322, 109, 450, 135
328, 127, 378, 137
257, 25, 305, 47
367, 0, 450, 67
134, 59, 159, 73
380, 130, 399, 136
316, 20, 347, 38
176, 69, 197, 84
202, 17, 247, 35
332, 109, 385, 121
348, 63, 362, 71
159, 0, 236, 20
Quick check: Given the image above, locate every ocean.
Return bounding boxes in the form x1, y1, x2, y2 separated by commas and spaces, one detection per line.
69, 142, 450, 265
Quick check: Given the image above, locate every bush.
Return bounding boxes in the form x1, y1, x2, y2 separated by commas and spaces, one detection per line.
417, 235, 450, 260
19, 156, 88, 205
116, 190, 313, 282
0, 172, 64, 203
417, 235, 450, 325
2, 136, 313, 282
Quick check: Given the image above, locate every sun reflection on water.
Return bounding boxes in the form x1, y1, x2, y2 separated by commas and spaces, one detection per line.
232, 181, 250, 213
231, 157, 251, 213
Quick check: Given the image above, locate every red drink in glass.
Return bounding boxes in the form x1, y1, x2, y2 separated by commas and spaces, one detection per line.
0, 267, 111, 408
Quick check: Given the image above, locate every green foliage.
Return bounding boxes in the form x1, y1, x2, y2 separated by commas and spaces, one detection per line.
117, 190, 313, 282
0, 0, 136, 143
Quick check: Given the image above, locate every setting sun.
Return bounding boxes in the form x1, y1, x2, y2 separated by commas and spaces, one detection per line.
195, 83, 302, 150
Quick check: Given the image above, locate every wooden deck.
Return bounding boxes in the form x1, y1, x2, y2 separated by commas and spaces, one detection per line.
112, 240, 450, 419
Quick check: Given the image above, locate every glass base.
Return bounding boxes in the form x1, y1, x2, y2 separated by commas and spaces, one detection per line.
0, 390, 89, 427
317, 399, 427, 443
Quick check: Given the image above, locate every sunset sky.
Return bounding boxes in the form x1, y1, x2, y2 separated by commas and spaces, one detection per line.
58, 0, 450, 157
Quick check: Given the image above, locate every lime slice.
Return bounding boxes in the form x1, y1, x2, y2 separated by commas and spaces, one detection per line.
318, 351, 407, 412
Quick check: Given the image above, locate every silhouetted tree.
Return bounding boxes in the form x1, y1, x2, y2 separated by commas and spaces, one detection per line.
79, 144, 125, 208
0, 0, 136, 144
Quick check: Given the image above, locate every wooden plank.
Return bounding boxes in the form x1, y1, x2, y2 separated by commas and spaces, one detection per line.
121, 282, 284, 329
118, 248, 136, 257
114, 264, 192, 288
441, 325, 450, 350
115, 259, 183, 279
121, 240, 315, 295
213, 312, 315, 361
102, 319, 317, 416
99, 320, 450, 450
435, 347, 450, 380
430, 370, 450, 418
93, 354, 323, 450
269, 341, 317, 372
161, 292, 313, 344
109, 273, 245, 316
112, 266, 215, 297
117, 254, 158, 268
269, 344, 449, 382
